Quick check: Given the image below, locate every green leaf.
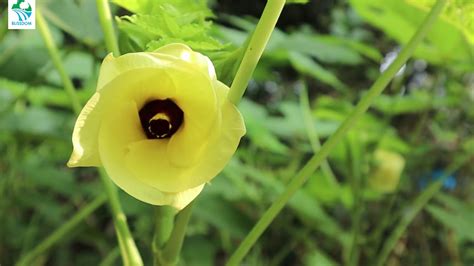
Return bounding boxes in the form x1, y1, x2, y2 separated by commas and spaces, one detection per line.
43, 51, 97, 87
407, 0, 474, 43
427, 193, 474, 241
114, 0, 225, 53
0, 107, 70, 138
41, 0, 103, 46
303, 249, 337, 266
194, 193, 253, 237
372, 90, 433, 115
288, 51, 348, 91
0, 26, 62, 81
239, 99, 289, 154
349, 0, 474, 69
283, 32, 364, 65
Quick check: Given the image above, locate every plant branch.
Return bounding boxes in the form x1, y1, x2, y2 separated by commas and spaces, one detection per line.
159, 203, 195, 266
152, 206, 177, 266
96, 0, 120, 56
38, 8, 142, 266
226, 0, 447, 264
98, 169, 143, 266
227, 0, 286, 104
37, 10, 82, 114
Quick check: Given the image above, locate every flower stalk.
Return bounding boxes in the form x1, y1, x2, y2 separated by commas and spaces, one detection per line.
227, 0, 286, 105
38, 7, 143, 266
153, 203, 195, 266
226, 0, 447, 264
37, 10, 82, 114
96, 0, 120, 56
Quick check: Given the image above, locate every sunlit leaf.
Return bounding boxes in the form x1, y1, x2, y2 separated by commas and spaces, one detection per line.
349, 0, 474, 69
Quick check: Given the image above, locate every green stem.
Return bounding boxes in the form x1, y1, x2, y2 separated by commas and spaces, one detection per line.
374, 155, 468, 266
0, 11, 8, 43
299, 83, 339, 187
96, 0, 120, 56
93, 7, 143, 264
37, 10, 82, 114
16, 195, 107, 266
38, 9, 142, 266
226, 0, 446, 264
152, 204, 194, 266
99, 247, 121, 266
227, 0, 286, 104
152, 206, 177, 266
98, 169, 144, 266
347, 134, 363, 266
160, 203, 195, 265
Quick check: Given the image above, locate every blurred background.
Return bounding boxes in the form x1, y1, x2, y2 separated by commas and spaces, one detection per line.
0, 0, 473, 265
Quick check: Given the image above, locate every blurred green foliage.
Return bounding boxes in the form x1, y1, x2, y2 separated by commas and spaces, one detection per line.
0, 0, 473, 265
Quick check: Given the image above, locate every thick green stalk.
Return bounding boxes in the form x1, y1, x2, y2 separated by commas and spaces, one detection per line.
96, 0, 120, 56
16, 195, 107, 266
227, 0, 286, 104
38, 9, 142, 266
226, 1, 447, 264
374, 155, 468, 266
152, 206, 177, 266
37, 10, 82, 114
155, 203, 195, 266
95, 2, 143, 264
98, 169, 143, 266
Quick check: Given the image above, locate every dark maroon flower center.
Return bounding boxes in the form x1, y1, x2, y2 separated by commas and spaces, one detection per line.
139, 99, 183, 139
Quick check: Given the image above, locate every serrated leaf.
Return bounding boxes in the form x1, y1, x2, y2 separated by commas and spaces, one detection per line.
349, 0, 474, 69
407, 0, 474, 43
115, 0, 225, 53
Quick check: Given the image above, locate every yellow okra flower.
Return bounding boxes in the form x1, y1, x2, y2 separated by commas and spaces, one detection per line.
68, 44, 246, 210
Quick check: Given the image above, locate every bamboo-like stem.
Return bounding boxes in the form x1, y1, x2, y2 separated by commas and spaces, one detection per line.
38, 9, 142, 266
16, 195, 107, 266
226, 0, 447, 264
227, 0, 286, 104
154, 203, 195, 266
152, 206, 177, 266
37, 10, 82, 114
161, 203, 194, 264
98, 169, 143, 266
96, 0, 120, 56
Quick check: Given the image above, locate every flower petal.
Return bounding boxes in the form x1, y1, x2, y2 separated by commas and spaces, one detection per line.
97, 52, 182, 91
154, 43, 217, 80
98, 99, 202, 209
125, 139, 185, 193
68, 67, 176, 167
68, 93, 102, 167
97, 44, 216, 91
165, 66, 219, 167
124, 81, 245, 193
187, 82, 246, 187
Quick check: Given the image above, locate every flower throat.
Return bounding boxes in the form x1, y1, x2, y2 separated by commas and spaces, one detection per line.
139, 99, 183, 139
